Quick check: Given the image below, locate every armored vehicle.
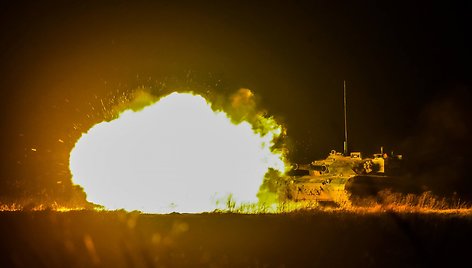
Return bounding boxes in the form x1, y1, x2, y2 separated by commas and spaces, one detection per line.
283, 81, 404, 205
285, 148, 403, 204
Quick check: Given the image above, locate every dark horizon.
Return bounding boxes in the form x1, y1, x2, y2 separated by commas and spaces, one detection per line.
1, 1, 471, 204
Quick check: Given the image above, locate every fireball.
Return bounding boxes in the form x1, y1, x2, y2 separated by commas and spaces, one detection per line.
69, 92, 285, 213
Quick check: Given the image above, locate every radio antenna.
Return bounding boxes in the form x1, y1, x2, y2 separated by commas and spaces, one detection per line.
343, 80, 348, 156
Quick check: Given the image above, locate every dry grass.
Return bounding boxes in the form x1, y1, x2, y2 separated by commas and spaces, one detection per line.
349, 190, 472, 214
0, 202, 86, 212
218, 190, 472, 215
2, 190, 471, 215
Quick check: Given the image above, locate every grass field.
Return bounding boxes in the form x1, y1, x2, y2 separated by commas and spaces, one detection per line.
1, 210, 471, 267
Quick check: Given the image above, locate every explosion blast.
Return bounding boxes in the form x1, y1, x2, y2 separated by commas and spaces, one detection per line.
70, 92, 285, 213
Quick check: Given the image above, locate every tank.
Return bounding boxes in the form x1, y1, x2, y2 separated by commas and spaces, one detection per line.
284, 149, 404, 205
280, 81, 405, 205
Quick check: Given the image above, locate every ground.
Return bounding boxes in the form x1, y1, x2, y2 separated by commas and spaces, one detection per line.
1, 211, 471, 267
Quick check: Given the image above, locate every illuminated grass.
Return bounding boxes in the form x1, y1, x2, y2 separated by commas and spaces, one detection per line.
2, 190, 471, 215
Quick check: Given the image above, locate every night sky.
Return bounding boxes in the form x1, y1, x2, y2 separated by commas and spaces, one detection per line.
1, 1, 471, 205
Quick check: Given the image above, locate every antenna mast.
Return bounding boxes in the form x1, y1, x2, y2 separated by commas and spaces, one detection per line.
343, 80, 348, 156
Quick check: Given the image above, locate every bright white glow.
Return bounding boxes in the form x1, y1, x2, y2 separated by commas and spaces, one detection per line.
70, 92, 284, 213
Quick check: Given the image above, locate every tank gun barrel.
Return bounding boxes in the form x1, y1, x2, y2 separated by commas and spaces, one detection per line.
291, 163, 328, 173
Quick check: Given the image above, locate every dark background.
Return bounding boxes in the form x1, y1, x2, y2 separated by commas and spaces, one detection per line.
0, 1, 470, 205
